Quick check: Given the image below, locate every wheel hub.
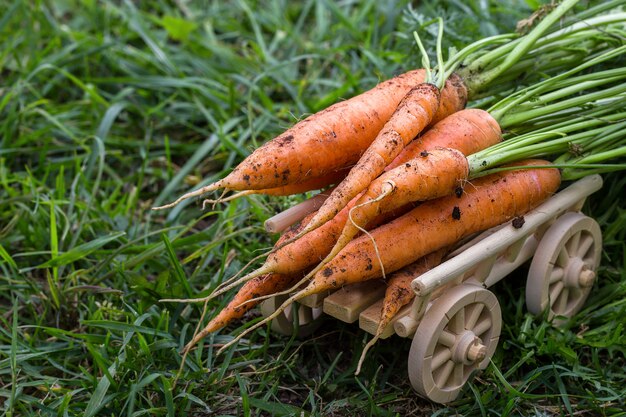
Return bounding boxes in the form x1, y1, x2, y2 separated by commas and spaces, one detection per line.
564, 257, 595, 289
452, 330, 486, 365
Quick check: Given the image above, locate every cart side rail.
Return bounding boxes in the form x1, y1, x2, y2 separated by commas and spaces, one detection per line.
411, 174, 603, 296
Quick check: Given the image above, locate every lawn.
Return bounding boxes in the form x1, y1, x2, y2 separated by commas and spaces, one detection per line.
1, 0, 625, 416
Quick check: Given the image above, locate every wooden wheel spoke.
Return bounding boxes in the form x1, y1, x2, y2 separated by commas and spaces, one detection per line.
298, 307, 313, 324
284, 305, 294, 321
473, 317, 492, 338
438, 330, 456, 348
466, 303, 485, 330
432, 348, 452, 371
576, 234, 594, 259
549, 280, 564, 307
449, 307, 466, 333
566, 231, 581, 257
434, 360, 455, 388
556, 247, 570, 267
549, 267, 564, 284
452, 363, 465, 387
555, 287, 570, 314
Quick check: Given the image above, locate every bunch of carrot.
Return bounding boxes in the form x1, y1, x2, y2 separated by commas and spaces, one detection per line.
154, 0, 626, 369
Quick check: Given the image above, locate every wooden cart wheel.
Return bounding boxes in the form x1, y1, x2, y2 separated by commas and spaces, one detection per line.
408, 284, 501, 404
526, 212, 602, 325
260, 294, 323, 337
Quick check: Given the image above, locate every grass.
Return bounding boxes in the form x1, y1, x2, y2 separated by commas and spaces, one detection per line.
1, 0, 625, 415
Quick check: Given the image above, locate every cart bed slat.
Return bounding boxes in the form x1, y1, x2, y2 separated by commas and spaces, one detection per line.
323, 280, 386, 323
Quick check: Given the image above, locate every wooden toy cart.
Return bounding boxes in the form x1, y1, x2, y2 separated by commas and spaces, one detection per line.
260, 174, 604, 404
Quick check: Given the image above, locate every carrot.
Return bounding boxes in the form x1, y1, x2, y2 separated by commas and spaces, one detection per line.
199, 167, 349, 207
386, 108, 502, 171
291, 74, 468, 241
265, 108, 500, 235
152, 69, 428, 210
218, 160, 560, 354
355, 248, 448, 374
282, 109, 501, 293
307, 159, 560, 289
321, 109, 502, 267
182, 272, 299, 353
321, 147, 468, 273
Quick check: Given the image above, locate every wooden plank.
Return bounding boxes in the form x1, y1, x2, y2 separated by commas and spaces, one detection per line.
323, 280, 386, 323
359, 301, 412, 339
299, 291, 332, 308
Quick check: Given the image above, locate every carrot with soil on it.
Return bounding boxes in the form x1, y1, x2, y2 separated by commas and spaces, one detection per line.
286, 26, 469, 244
281, 147, 470, 295
356, 247, 449, 375
151, 67, 428, 210
386, 108, 502, 171
275, 108, 502, 295
200, 168, 350, 207
216, 160, 562, 355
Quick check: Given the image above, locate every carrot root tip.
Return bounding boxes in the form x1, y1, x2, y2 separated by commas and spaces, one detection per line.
152, 181, 223, 210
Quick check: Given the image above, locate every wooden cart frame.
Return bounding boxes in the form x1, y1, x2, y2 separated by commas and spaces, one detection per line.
261, 174, 604, 404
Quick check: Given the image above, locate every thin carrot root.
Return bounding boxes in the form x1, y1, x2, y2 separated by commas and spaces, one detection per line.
202, 188, 238, 210
235, 271, 312, 309
202, 190, 255, 207
356, 335, 380, 375
205, 266, 273, 302
215, 288, 313, 356
214, 250, 272, 289
351, 215, 386, 281
159, 251, 271, 304
184, 298, 211, 354
152, 181, 223, 210
183, 324, 212, 354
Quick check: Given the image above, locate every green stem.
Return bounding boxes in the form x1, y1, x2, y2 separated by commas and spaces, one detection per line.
413, 31, 431, 84
443, 34, 515, 81
516, 108, 626, 137
464, 0, 579, 92
499, 83, 626, 128
489, 45, 626, 120
511, 72, 626, 112
434, 18, 446, 89
468, 121, 626, 173
563, 165, 626, 180
559, 0, 626, 27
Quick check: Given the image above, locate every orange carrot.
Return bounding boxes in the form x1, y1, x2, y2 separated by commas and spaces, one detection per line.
291, 74, 467, 242
387, 108, 502, 171
243, 110, 499, 303
321, 147, 468, 274
183, 272, 299, 352
310, 109, 502, 275
306, 159, 560, 290
355, 248, 448, 374
153, 69, 428, 210
201, 168, 350, 205
217, 160, 560, 354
